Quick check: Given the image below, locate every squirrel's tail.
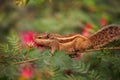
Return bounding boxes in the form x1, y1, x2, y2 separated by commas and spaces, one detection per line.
89, 24, 120, 48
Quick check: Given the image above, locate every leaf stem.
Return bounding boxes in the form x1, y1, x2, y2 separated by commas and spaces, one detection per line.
14, 58, 39, 65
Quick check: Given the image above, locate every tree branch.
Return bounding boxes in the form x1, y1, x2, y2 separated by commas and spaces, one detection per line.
14, 58, 39, 65
13, 47, 120, 65
85, 47, 120, 52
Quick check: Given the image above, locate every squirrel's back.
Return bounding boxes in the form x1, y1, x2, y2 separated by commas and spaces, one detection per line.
89, 24, 120, 48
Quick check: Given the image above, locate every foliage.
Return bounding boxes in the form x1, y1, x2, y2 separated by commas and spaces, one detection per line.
0, 0, 120, 80
0, 33, 120, 80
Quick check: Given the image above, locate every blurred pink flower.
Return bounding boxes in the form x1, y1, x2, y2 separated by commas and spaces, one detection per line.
100, 18, 108, 26
21, 63, 35, 79
82, 23, 93, 36
82, 30, 90, 37
21, 32, 39, 48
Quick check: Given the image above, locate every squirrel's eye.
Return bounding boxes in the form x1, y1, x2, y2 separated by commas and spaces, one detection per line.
38, 36, 42, 39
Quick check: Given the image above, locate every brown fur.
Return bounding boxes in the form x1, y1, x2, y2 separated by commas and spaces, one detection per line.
34, 24, 120, 55
35, 33, 87, 43
89, 24, 120, 48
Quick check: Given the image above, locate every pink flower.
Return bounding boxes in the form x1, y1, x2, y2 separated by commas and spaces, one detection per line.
100, 18, 108, 26
82, 30, 90, 37
82, 23, 93, 37
21, 63, 35, 79
21, 31, 39, 48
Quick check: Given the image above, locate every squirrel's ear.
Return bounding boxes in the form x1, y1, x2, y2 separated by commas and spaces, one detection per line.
46, 33, 50, 38
43, 32, 50, 38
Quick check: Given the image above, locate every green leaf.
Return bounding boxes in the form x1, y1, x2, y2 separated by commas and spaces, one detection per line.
14, 0, 30, 7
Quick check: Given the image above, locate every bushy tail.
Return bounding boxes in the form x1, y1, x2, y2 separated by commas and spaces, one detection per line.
89, 24, 120, 48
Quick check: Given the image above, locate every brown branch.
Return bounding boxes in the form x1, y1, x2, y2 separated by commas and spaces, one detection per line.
13, 47, 120, 65
14, 58, 39, 65
85, 47, 120, 53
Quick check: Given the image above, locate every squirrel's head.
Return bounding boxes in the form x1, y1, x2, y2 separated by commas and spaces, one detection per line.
34, 32, 50, 40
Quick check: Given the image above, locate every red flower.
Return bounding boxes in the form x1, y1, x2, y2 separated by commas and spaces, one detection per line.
100, 18, 108, 26
21, 63, 35, 79
21, 32, 39, 48
82, 23, 93, 37
82, 30, 90, 37
65, 69, 73, 75
85, 23, 93, 29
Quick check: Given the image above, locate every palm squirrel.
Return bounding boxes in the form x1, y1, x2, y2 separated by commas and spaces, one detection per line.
34, 24, 120, 55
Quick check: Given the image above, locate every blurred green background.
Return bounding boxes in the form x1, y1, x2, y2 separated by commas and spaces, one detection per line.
0, 0, 120, 41
0, 0, 120, 80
